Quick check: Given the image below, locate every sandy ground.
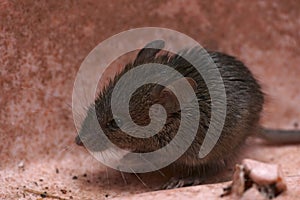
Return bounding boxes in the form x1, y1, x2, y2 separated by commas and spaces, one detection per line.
1, 1, 299, 199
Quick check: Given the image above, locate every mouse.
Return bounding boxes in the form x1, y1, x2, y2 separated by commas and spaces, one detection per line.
75, 40, 300, 189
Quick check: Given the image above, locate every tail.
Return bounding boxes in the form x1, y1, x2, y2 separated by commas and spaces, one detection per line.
258, 127, 300, 144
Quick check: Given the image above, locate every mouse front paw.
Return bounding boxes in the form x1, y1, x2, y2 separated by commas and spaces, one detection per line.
161, 177, 204, 190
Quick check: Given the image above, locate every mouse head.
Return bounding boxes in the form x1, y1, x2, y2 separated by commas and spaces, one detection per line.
75, 40, 197, 153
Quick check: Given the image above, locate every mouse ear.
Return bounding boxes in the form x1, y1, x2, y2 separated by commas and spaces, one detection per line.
134, 40, 165, 63
153, 77, 197, 113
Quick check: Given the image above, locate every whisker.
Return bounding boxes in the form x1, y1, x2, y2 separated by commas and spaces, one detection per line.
81, 153, 94, 171
105, 166, 111, 189
129, 167, 149, 188
104, 148, 131, 187
90, 157, 99, 173
58, 143, 77, 155
120, 170, 128, 185
139, 155, 166, 177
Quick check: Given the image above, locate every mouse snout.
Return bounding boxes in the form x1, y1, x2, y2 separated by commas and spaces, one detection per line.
75, 135, 84, 146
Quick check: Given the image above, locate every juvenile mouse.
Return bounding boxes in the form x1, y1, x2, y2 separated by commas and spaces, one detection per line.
75, 40, 300, 189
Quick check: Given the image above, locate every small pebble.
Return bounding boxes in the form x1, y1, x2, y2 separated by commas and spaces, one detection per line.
18, 161, 25, 169
60, 189, 67, 194
40, 192, 47, 198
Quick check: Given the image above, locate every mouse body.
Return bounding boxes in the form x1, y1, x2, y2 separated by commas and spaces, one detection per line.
75, 40, 300, 189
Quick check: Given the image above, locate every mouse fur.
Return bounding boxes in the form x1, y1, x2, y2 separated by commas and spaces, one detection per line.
75, 40, 299, 189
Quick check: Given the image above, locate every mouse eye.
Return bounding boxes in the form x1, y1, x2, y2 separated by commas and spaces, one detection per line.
107, 118, 123, 131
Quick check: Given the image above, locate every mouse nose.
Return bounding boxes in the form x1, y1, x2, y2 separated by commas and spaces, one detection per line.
75, 135, 83, 146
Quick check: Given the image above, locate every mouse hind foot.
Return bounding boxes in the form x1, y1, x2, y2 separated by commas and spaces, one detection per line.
160, 176, 205, 190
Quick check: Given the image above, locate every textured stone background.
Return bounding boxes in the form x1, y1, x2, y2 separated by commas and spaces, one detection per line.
0, 0, 299, 199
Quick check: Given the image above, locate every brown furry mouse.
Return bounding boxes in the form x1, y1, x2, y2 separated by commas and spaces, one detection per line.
75, 40, 300, 189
